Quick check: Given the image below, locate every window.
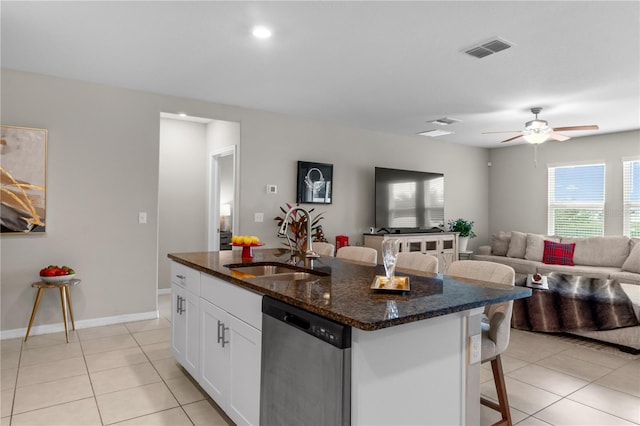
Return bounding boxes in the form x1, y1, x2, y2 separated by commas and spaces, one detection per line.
623, 159, 640, 237
548, 163, 605, 237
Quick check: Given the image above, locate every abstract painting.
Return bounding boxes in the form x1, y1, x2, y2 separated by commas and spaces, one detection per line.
1, 125, 47, 233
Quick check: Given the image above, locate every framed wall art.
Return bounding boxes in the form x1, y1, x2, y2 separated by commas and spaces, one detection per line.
1, 125, 48, 233
297, 161, 333, 204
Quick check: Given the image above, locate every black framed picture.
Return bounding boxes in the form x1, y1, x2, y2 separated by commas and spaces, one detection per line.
297, 161, 333, 204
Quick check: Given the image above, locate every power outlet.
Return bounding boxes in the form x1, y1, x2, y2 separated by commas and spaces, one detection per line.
254, 212, 264, 222
469, 334, 481, 365
138, 212, 147, 224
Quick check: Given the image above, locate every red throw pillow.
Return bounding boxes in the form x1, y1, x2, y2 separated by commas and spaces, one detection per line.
543, 240, 576, 265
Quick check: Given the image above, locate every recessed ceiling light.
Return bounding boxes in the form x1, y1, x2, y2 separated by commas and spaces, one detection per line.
252, 26, 272, 39
178, 113, 187, 117
417, 129, 454, 137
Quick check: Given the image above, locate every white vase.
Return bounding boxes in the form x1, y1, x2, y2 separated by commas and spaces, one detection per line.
458, 236, 469, 252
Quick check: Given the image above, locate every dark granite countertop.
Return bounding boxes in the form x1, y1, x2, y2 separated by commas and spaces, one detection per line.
168, 249, 531, 331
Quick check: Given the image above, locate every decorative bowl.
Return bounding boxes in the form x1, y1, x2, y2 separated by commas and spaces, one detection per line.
41, 274, 76, 283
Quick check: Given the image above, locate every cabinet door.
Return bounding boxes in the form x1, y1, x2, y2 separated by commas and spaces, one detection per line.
183, 289, 200, 377
438, 237, 456, 274
171, 284, 186, 363
227, 315, 262, 426
199, 298, 230, 407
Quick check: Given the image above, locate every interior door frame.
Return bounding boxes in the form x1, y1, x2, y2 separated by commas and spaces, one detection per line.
208, 145, 237, 251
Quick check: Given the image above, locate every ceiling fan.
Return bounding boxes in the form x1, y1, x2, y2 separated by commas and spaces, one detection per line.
483, 107, 599, 144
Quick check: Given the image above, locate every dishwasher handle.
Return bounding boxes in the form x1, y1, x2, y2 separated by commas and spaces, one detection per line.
284, 313, 310, 331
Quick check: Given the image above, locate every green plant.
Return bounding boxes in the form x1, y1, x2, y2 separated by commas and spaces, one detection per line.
274, 203, 326, 253
447, 218, 476, 238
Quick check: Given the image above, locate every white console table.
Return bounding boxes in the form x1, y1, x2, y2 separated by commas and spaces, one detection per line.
363, 232, 459, 273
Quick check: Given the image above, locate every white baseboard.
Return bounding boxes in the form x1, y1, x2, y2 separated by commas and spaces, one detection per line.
157, 288, 171, 295
0, 310, 159, 340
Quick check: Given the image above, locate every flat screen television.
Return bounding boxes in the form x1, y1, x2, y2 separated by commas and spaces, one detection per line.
374, 167, 445, 232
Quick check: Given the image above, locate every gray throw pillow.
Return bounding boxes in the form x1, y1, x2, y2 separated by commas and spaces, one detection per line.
507, 231, 527, 258
622, 239, 640, 273
525, 233, 560, 262
490, 232, 511, 256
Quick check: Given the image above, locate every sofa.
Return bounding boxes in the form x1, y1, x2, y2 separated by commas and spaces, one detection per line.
473, 232, 640, 352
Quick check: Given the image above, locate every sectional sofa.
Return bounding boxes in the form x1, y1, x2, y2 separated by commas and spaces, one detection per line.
473, 232, 640, 352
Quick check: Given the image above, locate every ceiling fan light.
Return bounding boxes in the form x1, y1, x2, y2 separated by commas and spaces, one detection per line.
523, 130, 550, 144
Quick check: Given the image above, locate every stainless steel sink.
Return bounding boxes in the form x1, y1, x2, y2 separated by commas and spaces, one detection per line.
226, 262, 328, 281
229, 264, 302, 276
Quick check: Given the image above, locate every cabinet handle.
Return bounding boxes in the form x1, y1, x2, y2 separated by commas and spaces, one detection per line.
176, 274, 186, 280
221, 324, 230, 348
179, 297, 186, 315
217, 320, 224, 344
217, 320, 230, 347
176, 295, 181, 314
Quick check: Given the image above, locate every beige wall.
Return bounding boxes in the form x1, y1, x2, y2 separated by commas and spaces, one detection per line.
1, 69, 489, 334
487, 130, 640, 242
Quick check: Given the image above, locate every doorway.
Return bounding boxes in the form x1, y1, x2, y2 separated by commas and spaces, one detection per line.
157, 113, 240, 292
209, 146, 236, 251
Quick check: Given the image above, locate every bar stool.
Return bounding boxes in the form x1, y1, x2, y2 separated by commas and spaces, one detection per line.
24, 278, 81, 343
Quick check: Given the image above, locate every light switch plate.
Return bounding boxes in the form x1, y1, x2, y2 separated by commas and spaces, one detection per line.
255, 212, 264, 222
266, 185, 277, 194
138, 212, 147, 224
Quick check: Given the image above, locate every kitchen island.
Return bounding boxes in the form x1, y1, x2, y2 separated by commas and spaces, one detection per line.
168, 249, 531, 425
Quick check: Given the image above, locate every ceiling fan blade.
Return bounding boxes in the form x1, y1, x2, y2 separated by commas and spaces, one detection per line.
552, 125, 599, 132
500, 134, 523, 143
549, 132, 570, 142
482, 130, 522, 134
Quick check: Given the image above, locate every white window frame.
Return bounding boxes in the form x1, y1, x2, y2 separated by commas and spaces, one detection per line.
547, 162, 605, 237
623, 158, 640, 238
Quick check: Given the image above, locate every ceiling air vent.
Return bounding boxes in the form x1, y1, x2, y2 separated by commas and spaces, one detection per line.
465, 38, 513, 59
427, 117, 461, 126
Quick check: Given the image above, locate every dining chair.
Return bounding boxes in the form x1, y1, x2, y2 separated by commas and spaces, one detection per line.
447, 260, 516, 426
395, 252, 438, 274
312, 242, 335, 257
336, 246, 377, 265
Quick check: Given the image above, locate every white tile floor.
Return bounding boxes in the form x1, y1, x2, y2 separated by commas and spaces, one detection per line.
1, 295, 638, 425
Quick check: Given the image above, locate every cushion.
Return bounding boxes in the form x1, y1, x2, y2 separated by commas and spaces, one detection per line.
506, 231, 527, 258
622, 239, 640, 273
543, 240, 576, 265
560, 236, 630, 267
490, 232, 511, 256
525, 233, 560, 262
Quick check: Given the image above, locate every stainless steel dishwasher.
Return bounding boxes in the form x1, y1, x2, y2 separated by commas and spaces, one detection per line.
260, 296, 351, 426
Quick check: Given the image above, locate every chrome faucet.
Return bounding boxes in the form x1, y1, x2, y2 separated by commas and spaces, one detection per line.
278, 206, 320, 259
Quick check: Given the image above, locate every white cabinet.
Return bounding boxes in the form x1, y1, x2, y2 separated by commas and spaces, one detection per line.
170, 262, 200, 377
363, 233, 458, 273
199, 299, 229, 403
199, 274, 262, 426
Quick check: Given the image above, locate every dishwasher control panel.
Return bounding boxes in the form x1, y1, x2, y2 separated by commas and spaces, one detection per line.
262, 296, 351, 349
310, 325, 340, 345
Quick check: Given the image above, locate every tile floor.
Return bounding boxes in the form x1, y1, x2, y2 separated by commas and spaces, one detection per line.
1, 295, 638, 425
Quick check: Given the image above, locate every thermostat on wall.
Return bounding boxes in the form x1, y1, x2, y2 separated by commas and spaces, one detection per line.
266, 185, 277, 194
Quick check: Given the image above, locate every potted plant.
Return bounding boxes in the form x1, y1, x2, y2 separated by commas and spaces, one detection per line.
447, 218, 476, 252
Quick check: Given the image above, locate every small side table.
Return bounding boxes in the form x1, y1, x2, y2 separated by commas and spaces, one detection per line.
24, 278, 81, 343
459, 250, 473, 260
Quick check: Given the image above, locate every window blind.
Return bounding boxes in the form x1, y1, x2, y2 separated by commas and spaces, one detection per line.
623, 160, 640, 237
548, 163, 605, 237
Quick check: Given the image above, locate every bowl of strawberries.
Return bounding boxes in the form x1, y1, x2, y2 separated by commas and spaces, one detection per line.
39, 265, 76, 283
